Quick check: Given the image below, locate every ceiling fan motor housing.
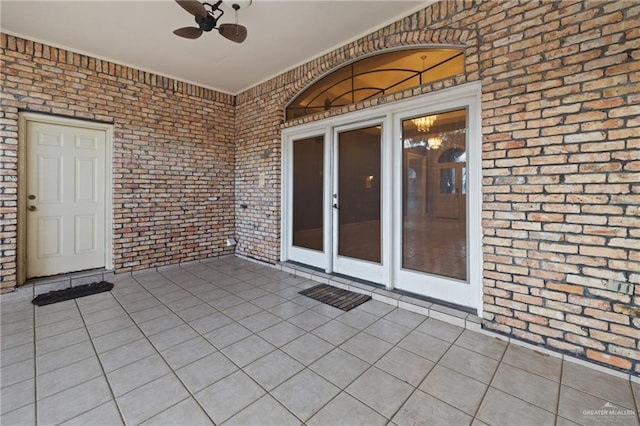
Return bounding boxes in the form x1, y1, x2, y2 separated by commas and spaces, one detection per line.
195, 14, 217, 32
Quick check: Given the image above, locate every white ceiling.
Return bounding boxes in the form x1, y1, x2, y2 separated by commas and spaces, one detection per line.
1, 0, 427, 94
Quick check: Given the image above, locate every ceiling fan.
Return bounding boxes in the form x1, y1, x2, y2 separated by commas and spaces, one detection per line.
173, 0, 250, 43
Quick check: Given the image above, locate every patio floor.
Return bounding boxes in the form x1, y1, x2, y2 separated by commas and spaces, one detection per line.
1, 256, 638, 426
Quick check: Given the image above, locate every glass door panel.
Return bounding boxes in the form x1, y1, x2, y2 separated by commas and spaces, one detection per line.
332, 122, 384, 283
337, 126, 382, 263
401, 109, 467, 281
292, 136, 324, 251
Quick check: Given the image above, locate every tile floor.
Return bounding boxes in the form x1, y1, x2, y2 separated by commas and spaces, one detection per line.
1, 256, 639, 426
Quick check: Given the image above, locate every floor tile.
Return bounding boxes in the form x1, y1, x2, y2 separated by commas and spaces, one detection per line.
1, 378, 34, 415
35, 317, 85, 340
492, 362, 559, 412
250, 294, 288, 310
346, 367, 414, 418
190, 312, 234, 334
176, 351, 238, 393
268, 301, 307, 320
239, 311, 282, 333
161, 336, 216, 369
356, 300, 396, 317
272, 369, 340, 422
37, 357, 103, 400
147, 323, 198, 351
308, 392, 387, 426
415, 318, 463, 343
419, 364, 487, 415
562, 361, 635, 409
98, 338, 157, 373
397, 330, 450, 362
243, 350, 304, 390
196, 370, 266, 424
312, 320, 360, 346
1, 403, 36, 426
501, 343, 562, 382
341, 332, 393, 364
140, 398, 213, 426
455, 329, 507, 360
208, 295, 245, 310
221, 335, 276, 367
36, 340, 95, 375
392, 389, 472, 426
258, 321, 306, 347
312, 303, 345, 319
309, 348, 370, 389
107, 354, 171, 396
175, 303, 218, 322
129, 305, 173, 324
477, 387, 555, 426
364, 318, 411, 344
59, 401, 123, 426
282, 333, 334, 365
91, 326, 144, 354
117, 373, 189, 425
204, 322, 253, 349
439, 345, 499, 384
138, 313, 185, 336
383, 308, 426, 329
558, 384, 638, 426
236, 288, 270, 301
1, 342, 34, 368
224, 394, 300, 426
37, 376, 112, 425
222, 302, 263, 321
86, 316, 135, 338
375, 347, 434, 386
287, 310, 331, 331
1, 330, 34, 352
336, 309, 379, 330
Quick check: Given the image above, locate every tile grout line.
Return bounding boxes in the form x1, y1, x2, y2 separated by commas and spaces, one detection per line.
71, 296, 127, 426
156, 265, 308, 425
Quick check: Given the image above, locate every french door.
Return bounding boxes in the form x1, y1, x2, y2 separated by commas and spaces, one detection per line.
332, 121, 384, 283
282, 83, 482, 311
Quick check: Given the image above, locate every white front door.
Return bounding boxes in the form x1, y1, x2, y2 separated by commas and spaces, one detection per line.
332, 121, 384, 282
26, 120, 107, 278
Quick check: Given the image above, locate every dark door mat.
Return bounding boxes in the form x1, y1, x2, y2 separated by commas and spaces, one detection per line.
299, 284, 371, 311
32, 281, 114, 306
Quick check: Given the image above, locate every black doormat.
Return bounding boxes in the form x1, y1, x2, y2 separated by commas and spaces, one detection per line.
299, 284, 371, 311
32, 281, 114, 306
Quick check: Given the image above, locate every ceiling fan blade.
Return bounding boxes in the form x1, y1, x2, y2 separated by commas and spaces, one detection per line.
218, 24, 247, 43
173, 27, 203, 39
175, 0, 207, 17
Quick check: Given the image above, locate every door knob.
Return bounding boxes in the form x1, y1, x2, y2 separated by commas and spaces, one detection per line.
28, 206, 36, 211
28, 194, 36, 200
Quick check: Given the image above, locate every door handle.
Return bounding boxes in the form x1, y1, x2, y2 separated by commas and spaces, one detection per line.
332, 203, 339, 210
28, 206, 36, 211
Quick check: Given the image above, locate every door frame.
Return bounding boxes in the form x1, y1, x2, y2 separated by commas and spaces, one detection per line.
17, 112, 114, 285
281, 81, 482, 312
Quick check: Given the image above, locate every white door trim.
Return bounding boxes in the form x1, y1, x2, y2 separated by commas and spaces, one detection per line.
17, 113, 114, 285
281, 81, 483, 313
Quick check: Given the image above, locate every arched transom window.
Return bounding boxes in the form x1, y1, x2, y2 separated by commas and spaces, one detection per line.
286, 47, 464, 121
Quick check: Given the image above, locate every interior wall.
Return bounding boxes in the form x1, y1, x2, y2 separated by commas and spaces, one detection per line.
0, 33, 236, 289
234, 0, 640, 375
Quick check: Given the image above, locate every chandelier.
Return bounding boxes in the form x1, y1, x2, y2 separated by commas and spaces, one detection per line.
412, 115, 437, 133
427, 137, 443, 150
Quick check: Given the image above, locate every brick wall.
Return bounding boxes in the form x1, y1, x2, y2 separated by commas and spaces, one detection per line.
1, 0, 638, 375
0, 34, 236, 290
235, 0, 640, 375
